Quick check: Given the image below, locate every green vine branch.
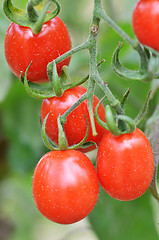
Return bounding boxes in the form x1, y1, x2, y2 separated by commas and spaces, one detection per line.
54, 0, 127, 136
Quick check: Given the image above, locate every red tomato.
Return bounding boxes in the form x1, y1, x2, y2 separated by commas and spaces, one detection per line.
97, 128, 154, 201
132, 0, 159, 51
41, 86, 106, 152
4, 16, 71, 83
32, 150, 99, 224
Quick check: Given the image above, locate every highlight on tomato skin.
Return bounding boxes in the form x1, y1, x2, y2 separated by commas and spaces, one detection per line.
41, 85, 106, 153
96, 128, 154, 201
4, 16, 72, 83
132, 0, 159, 51
32, 150, 99, 224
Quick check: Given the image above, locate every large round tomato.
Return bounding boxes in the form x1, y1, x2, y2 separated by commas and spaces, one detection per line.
97, 128, 154, 201
132, 0, 159, 51
4, 16, 71, 83
41, 86, 106, 152
32, 150, 99, 224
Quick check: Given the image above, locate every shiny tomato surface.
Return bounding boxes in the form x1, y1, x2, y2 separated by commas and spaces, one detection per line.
4, 16, 71, 83
97, 128, 154, 201
32, 150, 99, 224
41, 86, 106, 152
132, 0, 159, 51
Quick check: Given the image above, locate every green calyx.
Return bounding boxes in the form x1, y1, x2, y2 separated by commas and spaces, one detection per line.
3, 0, 61, 34
95, 90, 151, 137
112, 42, 159, 82
42, 114, 96, 151
21, 61, 89, 99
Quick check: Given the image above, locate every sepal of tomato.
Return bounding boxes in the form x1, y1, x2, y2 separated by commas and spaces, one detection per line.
97, 128, 154, 201
4, 16, 71, 83
3, 0, 61, 34
41, 86, 106, 152
32, 150, 99, 224
21, 62, 89, 100
42, 112, 96, 151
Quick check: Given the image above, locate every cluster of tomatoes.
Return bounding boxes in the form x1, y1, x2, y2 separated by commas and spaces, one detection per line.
31, 126, 154, 224
4, 0, 155, 225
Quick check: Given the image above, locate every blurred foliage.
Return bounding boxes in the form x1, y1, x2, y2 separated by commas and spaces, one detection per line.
89, 188, 159, 240
0, 0, 159, 239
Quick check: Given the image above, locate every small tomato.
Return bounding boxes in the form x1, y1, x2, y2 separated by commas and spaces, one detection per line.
4, 16, 71, 83
132, 0, 159, 51
41, 86, 106, 152
97, 128, 154, 201
32, 150, 99, 224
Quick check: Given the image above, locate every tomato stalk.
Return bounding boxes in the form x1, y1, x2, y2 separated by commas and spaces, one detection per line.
53, 0, 126, 136
51, 61, 63, 97
86, 20, 100, 136
31, 0, 52, 34
55, 0, 153, 136
47, 41, 91, 73
60, 93, 88, 125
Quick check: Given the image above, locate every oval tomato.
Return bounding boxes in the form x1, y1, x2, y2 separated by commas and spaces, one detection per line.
4, 16, 71, 83
32, 150, 99, 224
97, 128, 154, 201
132, 0, 159, 51
41, 86, 106, 152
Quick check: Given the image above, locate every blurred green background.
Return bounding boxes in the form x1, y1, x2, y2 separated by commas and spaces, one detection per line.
0, 0, 159, 239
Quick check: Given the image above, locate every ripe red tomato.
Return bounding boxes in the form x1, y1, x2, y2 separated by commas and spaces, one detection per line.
97, 128, 154, 201
32, 150, 99, 224
41, 86, 106, 152
4, 16, 71, 83
132, 0, 159, 51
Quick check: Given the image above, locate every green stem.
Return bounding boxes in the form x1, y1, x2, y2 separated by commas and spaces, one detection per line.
95, 0, 149, 73
47, 41, 90, 77
95, 0, 136, 47
52, 41, 90, 64
95, 73, 124, 114
32, 0, 52, 34
51, 61, 63, 97
57, 116, 68, 150
60, 93, 88, 125
86, 11, 100, 135
58, 0, 125, 128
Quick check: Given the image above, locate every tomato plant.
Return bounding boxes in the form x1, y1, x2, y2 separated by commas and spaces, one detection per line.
4, 16, 71, 83
41, 85, 106, 152
97, 128, 154, 201
132, 0, 159, 51
32, 150, 99, 224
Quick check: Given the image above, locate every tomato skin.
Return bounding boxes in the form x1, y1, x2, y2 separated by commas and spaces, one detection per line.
97, 128, 154, 201
132, 0, 159, 51
41, 86, 106, 152
4, 16, 71, 83
32, 150, 99, 224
